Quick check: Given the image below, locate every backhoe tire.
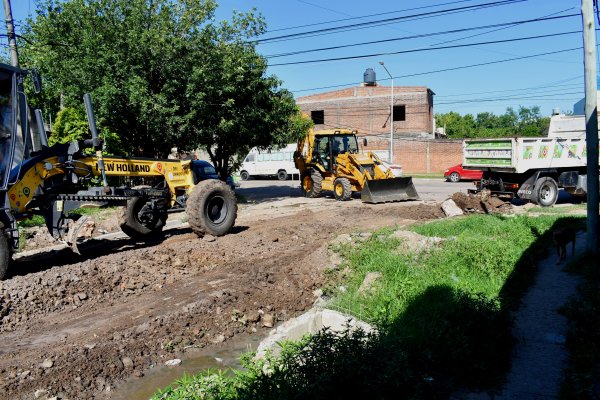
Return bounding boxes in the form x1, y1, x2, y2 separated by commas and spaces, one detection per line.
0, 234, 11, 280
333, 177, 352, 201
301, 169, 323, 198
120, 196, 168, 239
186, 179, 237, 237
531, 176, 558, 207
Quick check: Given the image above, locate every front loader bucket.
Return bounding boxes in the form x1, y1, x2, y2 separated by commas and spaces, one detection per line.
361, 177, 420, 203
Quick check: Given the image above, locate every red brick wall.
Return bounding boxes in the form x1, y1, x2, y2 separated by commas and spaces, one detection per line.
363, 137, 463, 174
297, 86, 434, 137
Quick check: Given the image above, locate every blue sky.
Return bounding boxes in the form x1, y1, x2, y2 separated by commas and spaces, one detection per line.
6, 0, 592, 117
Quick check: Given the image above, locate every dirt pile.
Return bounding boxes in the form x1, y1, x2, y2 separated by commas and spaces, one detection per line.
450, 191, 513, 214
0, 201, 444, 399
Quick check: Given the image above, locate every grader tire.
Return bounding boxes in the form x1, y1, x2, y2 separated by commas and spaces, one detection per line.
333, 177, 352, 201
301, 169, 323, 198
186, 179, 237, 237
0, 234, 10, 280
120, 196, 168, 238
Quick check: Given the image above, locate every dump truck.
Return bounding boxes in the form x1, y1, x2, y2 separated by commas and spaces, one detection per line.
462, 112, 598, 207
0, 63, 237, 279
294, 128, 419, 203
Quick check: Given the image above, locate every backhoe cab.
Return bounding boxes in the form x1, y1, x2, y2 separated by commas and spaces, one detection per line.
294, 129, 419, 203
0, 63, 237, 279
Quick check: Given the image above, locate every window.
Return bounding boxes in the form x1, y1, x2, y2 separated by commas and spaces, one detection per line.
285, 152, 293, 161
393, 105, 406, 121
272, 152, 284, 161
311, 110, 324, 125
245, 154, 255, 162
258, 153, 270, 162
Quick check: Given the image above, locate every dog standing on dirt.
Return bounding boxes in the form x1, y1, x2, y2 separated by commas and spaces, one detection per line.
552, 227, 576, 264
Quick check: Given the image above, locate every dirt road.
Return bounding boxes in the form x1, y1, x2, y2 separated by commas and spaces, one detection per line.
0, 195, 444, 399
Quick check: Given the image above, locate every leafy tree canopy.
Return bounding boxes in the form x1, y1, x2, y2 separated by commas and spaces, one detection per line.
21, 0, 308, 178
435, 106, 550, 139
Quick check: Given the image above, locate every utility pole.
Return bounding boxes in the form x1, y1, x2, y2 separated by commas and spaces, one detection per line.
582, 0, 599, 253
3, 0, 19, 67
379, 61, 394, 163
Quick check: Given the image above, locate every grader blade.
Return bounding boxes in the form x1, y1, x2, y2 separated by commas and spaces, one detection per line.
361, 177, 420, 203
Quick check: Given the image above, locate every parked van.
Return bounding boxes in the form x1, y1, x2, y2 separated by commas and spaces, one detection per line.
239, 144, 299, 180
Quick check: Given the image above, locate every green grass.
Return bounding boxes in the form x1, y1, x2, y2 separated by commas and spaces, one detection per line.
152, 214, 585, 399
17, 206, 119, 228
406, 173, 445, 179
526, 204, 586, 214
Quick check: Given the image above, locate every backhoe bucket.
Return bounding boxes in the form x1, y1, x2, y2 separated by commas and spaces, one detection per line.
361, 177, 420, 203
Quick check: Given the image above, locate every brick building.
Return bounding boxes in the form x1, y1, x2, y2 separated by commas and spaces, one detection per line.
296, 84, 435, 140
295, 80, 464, 174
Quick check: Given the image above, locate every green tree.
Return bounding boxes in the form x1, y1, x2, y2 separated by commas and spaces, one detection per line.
21, 0, 305, 179
436, 105, 549, 139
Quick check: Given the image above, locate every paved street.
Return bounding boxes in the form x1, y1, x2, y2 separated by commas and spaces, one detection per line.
235, 177, 473, 203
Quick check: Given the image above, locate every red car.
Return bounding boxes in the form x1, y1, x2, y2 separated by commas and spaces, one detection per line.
444, 164, 483, 183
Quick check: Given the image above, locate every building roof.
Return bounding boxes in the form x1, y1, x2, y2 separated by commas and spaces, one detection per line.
296, 85, 435, 104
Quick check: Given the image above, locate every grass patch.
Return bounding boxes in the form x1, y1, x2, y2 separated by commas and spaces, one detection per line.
153, 214, 585, 399
407, 173, 445, 179
526, 204, 586, 214
560, 254, 600, 399
17, 206, 120, 229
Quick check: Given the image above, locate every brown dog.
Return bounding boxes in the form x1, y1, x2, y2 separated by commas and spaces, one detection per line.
552, 227, 576, 264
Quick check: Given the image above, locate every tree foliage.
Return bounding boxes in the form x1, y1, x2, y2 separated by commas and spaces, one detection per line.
21, 0, 306, 178
436, 106, 550, 139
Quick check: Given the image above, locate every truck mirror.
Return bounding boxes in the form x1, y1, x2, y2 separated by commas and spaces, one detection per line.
30, 69, 42, 94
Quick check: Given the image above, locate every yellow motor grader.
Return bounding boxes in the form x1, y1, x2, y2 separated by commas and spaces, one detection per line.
0, 63, 236, 279
294, 129, 419, 203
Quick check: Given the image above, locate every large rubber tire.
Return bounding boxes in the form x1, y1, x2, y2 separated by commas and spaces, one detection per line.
277, 170, 288, 181
448, 172, 461, 183
120, 196, 168, 238
532, 177, 559, 207
186, 179, 237, 237
333, 177, 352, 201
301, 169, 323, 198
240, 171, 250, 181
0, 234, 10, 280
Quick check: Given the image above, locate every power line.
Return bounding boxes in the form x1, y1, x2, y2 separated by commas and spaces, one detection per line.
270, 30, 583, 67
266, 14, 578, 59
292, 46, 581, 94
267, 0, 479, 33
257, 0, 526, 43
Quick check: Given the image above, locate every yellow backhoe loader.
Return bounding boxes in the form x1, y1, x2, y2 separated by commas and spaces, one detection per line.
0, 64, 236, 279
294, 129, 419, 203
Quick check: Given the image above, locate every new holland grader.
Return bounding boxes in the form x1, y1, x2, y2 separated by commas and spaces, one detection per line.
0, 63, 237, 279
294, 129, 419, 203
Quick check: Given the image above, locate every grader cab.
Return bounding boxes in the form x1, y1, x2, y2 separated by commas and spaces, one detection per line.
294, 129, 419, 203
0, 63, 236, 279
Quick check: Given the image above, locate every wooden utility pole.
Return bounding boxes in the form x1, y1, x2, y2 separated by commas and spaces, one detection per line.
2, 0, 19, 67
582, 0, 599, 253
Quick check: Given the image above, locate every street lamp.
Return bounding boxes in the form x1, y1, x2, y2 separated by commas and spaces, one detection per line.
379, 61, 394, 163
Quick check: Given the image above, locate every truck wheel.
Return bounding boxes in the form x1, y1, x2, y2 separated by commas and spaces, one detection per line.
240, 171, 250, 181
301, 169, 323, 198
333, 177, 352, 201
532, 177, 558, 207
120, 196, 168, 238
187, 179, 237, 237
277, 170, 288, 181
0, 234, 10, 280
448, 172, 461, 183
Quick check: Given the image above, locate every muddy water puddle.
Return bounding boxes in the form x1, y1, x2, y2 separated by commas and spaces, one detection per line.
111, 334, 264, 399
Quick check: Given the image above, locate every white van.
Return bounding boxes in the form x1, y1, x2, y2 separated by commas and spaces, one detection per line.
239, 144, 299, 180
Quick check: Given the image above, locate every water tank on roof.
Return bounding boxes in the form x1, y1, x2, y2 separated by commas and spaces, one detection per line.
363, 68, 376, 86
